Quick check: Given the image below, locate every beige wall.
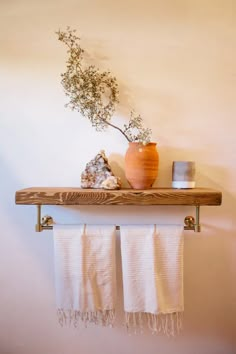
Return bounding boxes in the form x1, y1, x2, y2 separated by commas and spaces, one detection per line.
0, 0, 235, 353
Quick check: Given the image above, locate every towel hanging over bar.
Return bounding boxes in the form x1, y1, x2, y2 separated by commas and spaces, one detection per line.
34, 205, 201, 233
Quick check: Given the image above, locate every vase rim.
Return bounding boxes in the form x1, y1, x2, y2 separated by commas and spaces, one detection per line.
128, 141, 157, 145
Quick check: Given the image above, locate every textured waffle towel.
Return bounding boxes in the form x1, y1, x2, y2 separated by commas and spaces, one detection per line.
53, 224, 116, 327
120, 225, 184, 335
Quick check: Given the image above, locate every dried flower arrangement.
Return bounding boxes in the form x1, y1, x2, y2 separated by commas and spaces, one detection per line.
56, 27, 152, 144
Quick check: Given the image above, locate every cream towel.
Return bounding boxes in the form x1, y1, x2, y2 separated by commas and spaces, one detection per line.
120, 225, 184, 335
53, 224, 116, 327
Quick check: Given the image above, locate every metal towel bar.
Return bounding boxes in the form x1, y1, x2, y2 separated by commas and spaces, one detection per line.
35, 205, 201, 233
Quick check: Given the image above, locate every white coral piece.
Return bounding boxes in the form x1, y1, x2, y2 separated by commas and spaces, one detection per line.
101, 176, 121, 190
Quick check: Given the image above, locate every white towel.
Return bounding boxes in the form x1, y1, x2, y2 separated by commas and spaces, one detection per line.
53, 224, 116, 327
120, 225, 184, 335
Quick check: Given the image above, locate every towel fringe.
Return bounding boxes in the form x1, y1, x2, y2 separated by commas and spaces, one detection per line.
125, 311, 183, 336
57, 309, 115, 328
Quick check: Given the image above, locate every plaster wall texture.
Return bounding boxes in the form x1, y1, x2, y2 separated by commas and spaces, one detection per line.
0, 0, 235, 353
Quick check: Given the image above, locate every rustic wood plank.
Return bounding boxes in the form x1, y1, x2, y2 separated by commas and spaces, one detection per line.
15, 187, 222, 206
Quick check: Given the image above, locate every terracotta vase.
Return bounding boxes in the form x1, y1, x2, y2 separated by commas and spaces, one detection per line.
124, 142, 159, 189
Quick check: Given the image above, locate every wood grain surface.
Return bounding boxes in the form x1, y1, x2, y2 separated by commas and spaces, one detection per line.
15, 187, 222, 206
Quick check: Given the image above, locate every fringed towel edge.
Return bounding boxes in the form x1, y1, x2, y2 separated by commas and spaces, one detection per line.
125, 311, 183, 336
57, 309, 115, 328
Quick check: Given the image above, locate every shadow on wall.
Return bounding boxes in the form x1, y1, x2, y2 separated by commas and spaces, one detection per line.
82, 38, 187, 134
183, 225, 236, 340
109, 146, 229, 188
0, 156, 54, 276
196, 165, 236, 229
82, 37, 111, 65
109, 153, 129, 188
78, 36, 136, 120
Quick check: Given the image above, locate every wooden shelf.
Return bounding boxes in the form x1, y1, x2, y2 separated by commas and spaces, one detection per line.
15, 187, 222, 206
